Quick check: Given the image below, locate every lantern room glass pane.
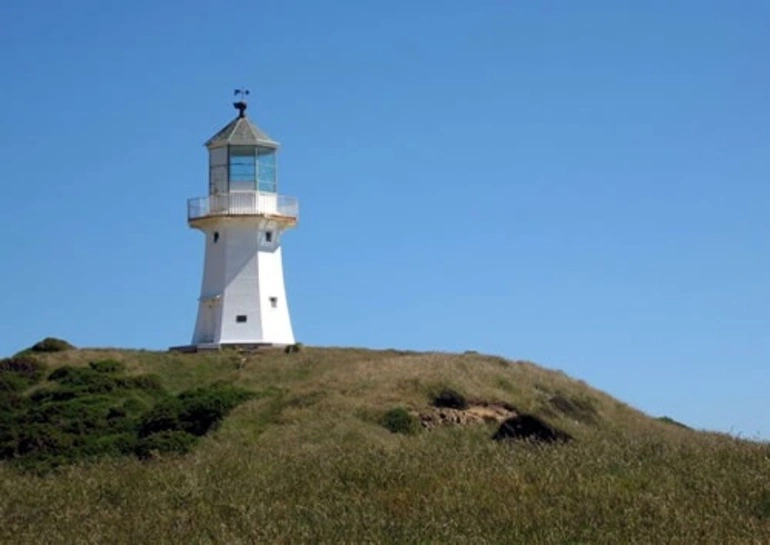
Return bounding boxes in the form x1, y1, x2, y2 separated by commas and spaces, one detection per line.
229, 146, 256, 190
257, 148, 276, 193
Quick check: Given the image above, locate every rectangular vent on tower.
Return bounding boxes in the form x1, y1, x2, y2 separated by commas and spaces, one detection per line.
236, 315, 247, 323
269, 297, 278, 308
265, 231, 273, 243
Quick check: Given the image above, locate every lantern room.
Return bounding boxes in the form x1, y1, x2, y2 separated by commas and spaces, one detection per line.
205, 99, 280, 195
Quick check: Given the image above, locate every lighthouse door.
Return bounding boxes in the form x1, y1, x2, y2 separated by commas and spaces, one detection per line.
198, 301, 218, 344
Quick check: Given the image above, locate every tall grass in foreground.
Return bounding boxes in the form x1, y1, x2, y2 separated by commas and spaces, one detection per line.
1, 425, 768, 544
0, 346, 768, 544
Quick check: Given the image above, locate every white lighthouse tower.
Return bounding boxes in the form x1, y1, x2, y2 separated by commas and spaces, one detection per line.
185, 94, 298, 349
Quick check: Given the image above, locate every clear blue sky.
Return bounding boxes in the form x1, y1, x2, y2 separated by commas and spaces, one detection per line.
1, 1, 768, 439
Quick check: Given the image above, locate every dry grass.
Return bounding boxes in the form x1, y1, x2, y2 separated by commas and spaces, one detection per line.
2, 346, 768, 544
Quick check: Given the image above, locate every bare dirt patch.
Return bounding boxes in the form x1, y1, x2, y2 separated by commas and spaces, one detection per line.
416, 401, 516, 430
415, 401, 573, 444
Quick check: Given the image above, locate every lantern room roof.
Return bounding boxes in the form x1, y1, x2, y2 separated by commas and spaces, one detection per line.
205, 101, 279, 149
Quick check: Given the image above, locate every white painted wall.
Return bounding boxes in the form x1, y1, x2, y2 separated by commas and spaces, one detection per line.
191, 218, 295, 346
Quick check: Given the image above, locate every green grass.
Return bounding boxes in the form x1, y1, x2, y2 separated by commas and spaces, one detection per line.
0, 343, 768, 544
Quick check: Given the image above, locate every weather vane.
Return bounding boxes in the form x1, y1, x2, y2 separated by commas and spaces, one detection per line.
233, 88, 250, 117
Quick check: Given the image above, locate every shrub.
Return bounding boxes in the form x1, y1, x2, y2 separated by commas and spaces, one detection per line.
0, 356, 47, 386
0, 391, 25, 413
284, 343, 303, 354
107, 406, 127, 420
0, 374, 30, 394
24, 397, 114, 435
121, 397, 151, 415
657, 416, 692, 430
492, 414, 573, 443
14, 423, 75, 457
2, 367, 254, 470
431, 387, 468, 410
137, 384, 253, 439
549, 393, 599, 424
177, 385, 254, 436
86, 432, 137, 457
381, 407, 421, 435
116, 374, 165, 391
29, 388, 78, 404
28, 337, 74, 353
89, 360, 126, 374
754, 490, 770, 520
134, 430, 198, 459
137, 398, 183, 438
47, 366, 117, 393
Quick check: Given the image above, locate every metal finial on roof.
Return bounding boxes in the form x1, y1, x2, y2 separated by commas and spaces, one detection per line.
205, 90, 278, 148
233, 88, 250, 118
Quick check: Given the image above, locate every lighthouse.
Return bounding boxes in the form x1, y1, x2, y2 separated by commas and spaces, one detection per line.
185, 95, 298, 349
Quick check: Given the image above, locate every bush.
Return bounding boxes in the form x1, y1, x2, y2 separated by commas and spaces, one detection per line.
0, 374, 30, 394
382, 407, 421, 435
657, 416, 692, 430
47, 366, 117, 393
29, 388, 78, 404
137, 398, 183, 438
1, 364, 254, 470
89, 360, 126, 374
121, 397, 151, 415
134, 430, 198, 459
86, 432, 137, 457
754, 490, 770, 520
177, 385, 254, 436
137, 384, 253, 439
116, 374, 165, 391
431, 387, 468, 410
492, 414, 573, 443
23, 396, 115, 435
14, 423, 75, 457
28, 337, 74, 353
0, 391, 25, 413
549, 393, 599, 424
284, 343, 303, 354
0, 356, 47, 386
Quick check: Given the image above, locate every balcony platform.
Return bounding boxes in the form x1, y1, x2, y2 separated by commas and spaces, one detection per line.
187, 192, 298, 226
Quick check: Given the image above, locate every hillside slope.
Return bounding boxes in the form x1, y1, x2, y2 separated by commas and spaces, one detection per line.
1, 344, 768, 544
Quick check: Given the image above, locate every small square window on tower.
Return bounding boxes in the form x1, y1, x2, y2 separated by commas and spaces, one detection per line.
265, 231, 273, 243
269, 297, 278, 308
236, 315, 247, 323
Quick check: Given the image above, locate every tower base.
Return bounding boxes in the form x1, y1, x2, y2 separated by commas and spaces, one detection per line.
168, 342, 294, 353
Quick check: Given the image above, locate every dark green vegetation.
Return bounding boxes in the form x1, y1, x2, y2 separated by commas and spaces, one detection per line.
657, 415, 693, 429
431, 386, 469, 410
26, 336, 74, 354
381, 407, 420, 435
0, 347, 253, 471
1, 341, 768, 544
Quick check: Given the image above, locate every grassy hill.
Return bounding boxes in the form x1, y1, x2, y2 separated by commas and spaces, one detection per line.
1, 341, 768, 544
